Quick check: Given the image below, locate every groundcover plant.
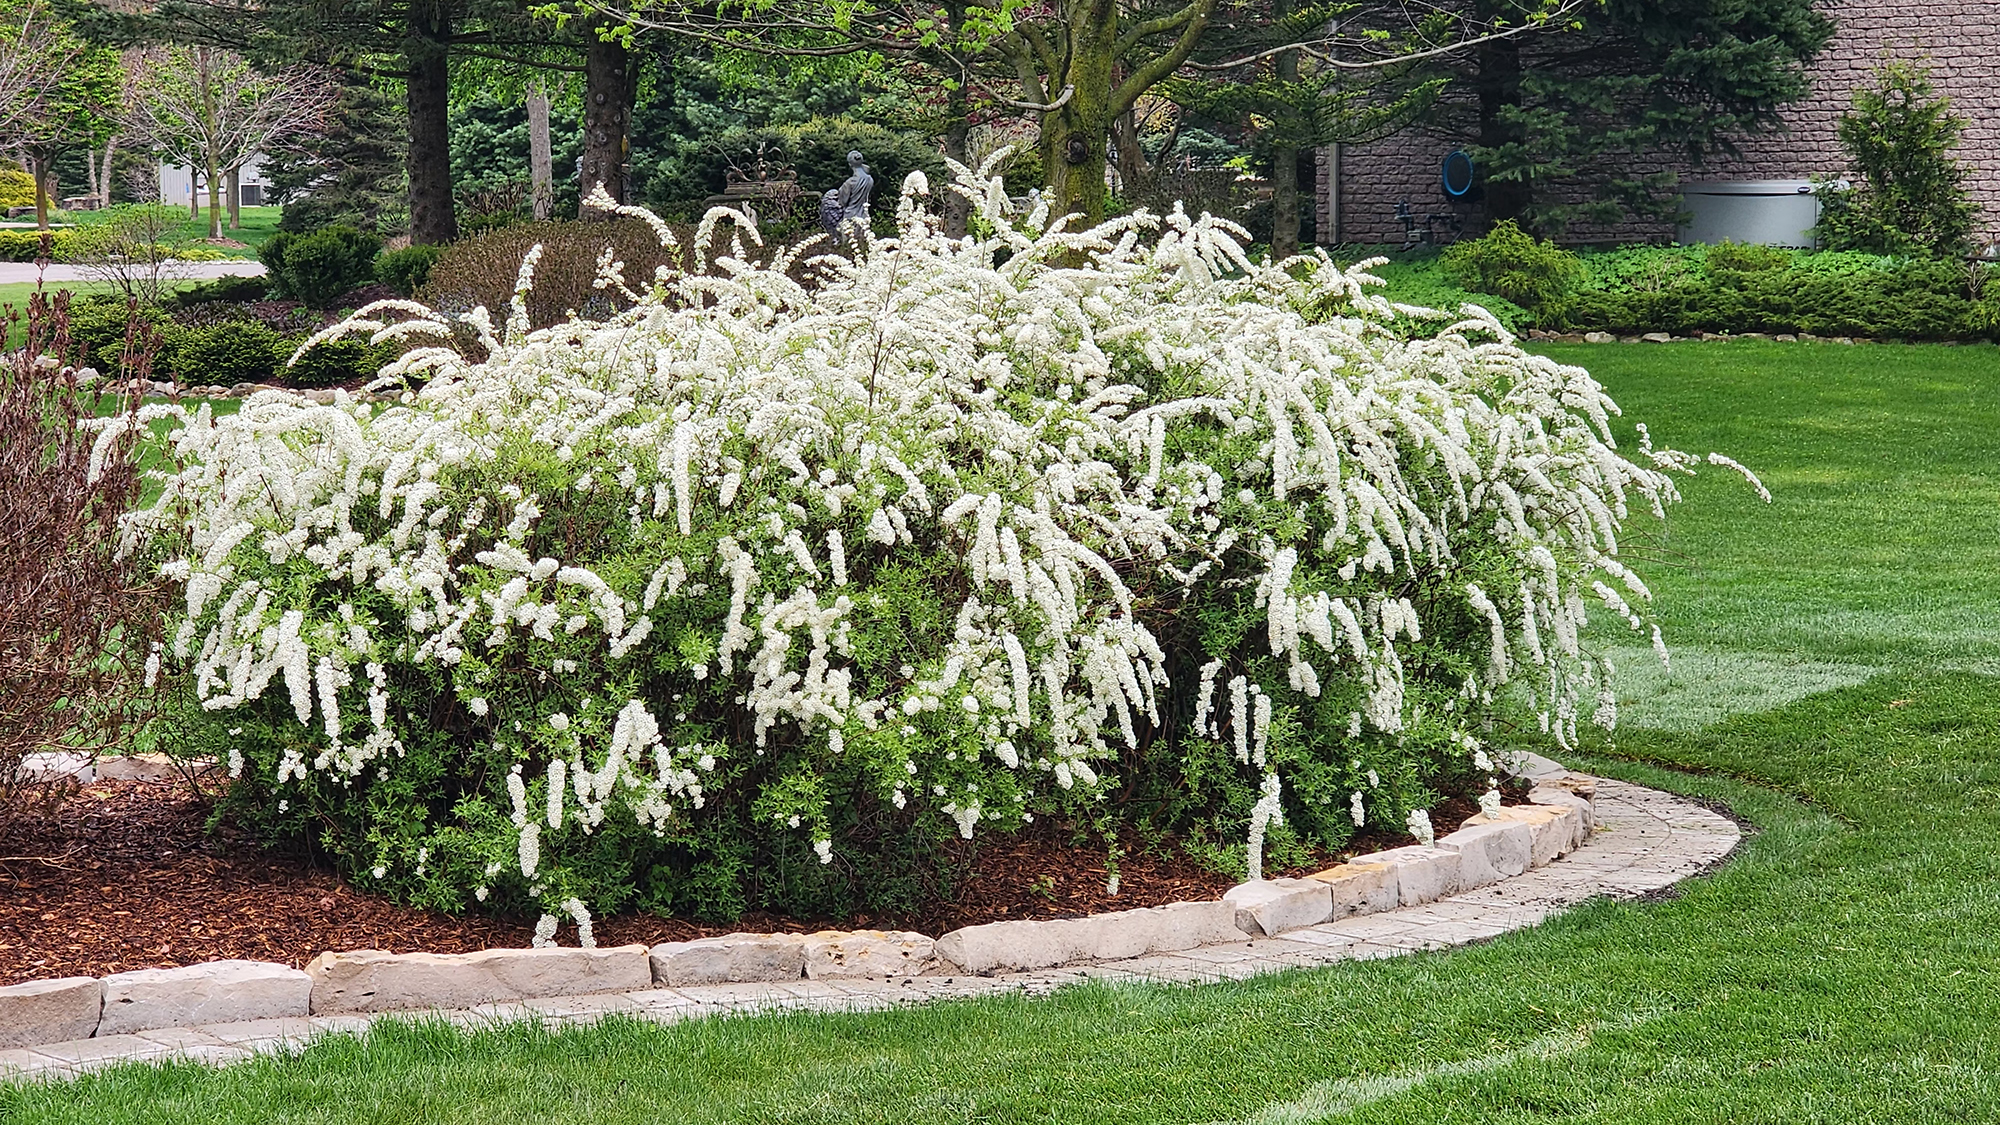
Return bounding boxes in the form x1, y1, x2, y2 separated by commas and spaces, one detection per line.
103, 162, 1753, 936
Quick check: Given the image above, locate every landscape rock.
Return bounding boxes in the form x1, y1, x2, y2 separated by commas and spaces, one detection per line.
309, 945, 651, 1014
94, 754, 181, 782
1224, 879, 1333, 936
800, 930, 933, 979
1527, 785, 1596, 831
0, 977, 101, 1049
1775, 333, 1798, 342
935, 900, 1240, 975
1461, 805, 1580, 867
1640, 332, 1673, 343
1542, 773, 1598, 801
1583, 331, 1616, 344
1438, 820, 1535, 887
1303, 860, 1400, 918
1343, 846, 1464, 906
12, 752, 94, 784
100, 960, 310, 1035
650, 933, 805, 987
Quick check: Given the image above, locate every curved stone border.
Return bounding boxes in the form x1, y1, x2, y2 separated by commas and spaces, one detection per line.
0, 769, 1739, 1083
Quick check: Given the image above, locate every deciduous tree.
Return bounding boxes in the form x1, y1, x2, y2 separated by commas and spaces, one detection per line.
122, 45, 338, 240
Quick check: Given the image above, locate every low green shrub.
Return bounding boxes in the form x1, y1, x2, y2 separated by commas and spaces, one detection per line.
170, 321, 285, 386
1370, 240, 1998, 342
262, 226, 383, 307
169, 275, 273, 307
0, 229, 72, 262
65, 299, 174, 374
1704, 240, 1792, 274
1557, 251, 1989, 340
375, 244, 444, 296
284, 337, 396, 387
1441, 220, 1583, 312
0, 169, 35, 209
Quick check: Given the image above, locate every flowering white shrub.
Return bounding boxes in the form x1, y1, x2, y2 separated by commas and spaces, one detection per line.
121, 162, 1746, 934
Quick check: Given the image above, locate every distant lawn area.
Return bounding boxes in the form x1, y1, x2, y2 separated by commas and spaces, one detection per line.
7, 341, 2000, 1124
162, 205, 284, 258
0, 280, 202, 349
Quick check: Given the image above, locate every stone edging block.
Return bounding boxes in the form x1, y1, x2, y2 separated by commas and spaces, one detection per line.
1223, 879, 1333, 936
935, 900, 1239, 975
650, 934, 805, 987
802, 930, 935, 979
309, 946, 651, 1014
100, 960, 310, 1037
0, 978, 102, 1050
1344, 845, 1466, 906
1439, 820, 1536, 887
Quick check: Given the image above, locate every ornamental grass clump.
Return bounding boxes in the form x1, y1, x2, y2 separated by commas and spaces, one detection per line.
127, 162, 1749, 939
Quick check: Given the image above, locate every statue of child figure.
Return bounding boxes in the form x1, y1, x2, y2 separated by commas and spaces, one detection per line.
819, 150, 873, 247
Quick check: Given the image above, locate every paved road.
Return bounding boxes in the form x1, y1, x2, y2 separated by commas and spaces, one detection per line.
0, 260, 267, 285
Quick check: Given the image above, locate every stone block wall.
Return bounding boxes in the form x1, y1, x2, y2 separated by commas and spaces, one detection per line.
1317, 2, 2000, 247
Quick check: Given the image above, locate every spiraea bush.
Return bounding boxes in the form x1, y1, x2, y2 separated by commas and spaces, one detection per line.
130, 166, 1748, 938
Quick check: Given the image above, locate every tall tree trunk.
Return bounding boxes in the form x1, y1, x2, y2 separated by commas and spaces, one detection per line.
1268, 1, 1303, 260
205, 154, 223, 240
1476, 36, 1529, 228
30, 151, 50, 235
97, 136, 118, 206
1111, 107, 1148, 202
405, 14, 458, 245
1270, 144, 1300, 258
527, 79, 553, 221
579, 19, 632, 216
940, 87, 972, 238
189, 170, 199, 220
226, 166, 241, 230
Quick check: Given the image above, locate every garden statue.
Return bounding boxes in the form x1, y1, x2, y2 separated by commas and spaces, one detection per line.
833, 150, 873, 242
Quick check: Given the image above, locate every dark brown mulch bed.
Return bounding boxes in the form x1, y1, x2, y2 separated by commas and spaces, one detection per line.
0, 779, 1485, 986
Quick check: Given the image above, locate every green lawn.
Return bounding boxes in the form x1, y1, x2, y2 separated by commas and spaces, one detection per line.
164, 205, 284, 258
6, 341, 2000, 1123
0, 281, 206, 350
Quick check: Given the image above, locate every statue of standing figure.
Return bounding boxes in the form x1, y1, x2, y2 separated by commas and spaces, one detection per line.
819, 150, 873, 246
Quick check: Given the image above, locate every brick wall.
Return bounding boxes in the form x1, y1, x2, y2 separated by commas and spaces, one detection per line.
1318, 2, 2000, 247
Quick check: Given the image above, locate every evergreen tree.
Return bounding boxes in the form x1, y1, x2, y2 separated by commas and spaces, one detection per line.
1815, 61, 1976, 258
261, 75, 410, 234
1435, 0, 1832, 235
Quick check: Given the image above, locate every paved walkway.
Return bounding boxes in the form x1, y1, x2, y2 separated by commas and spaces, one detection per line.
0, 260, 266, 285
0, 778, 1739, 1084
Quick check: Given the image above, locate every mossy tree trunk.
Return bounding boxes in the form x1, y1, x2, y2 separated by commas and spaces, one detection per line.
1005, 0, 1216, 226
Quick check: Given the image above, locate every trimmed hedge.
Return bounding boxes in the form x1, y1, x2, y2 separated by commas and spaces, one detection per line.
0, 230, 72, 262
1555, 247, 1999, 341
1374, 238, 2000, 342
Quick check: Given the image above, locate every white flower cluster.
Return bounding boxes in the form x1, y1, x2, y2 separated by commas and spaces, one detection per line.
124, 158, 1716, 918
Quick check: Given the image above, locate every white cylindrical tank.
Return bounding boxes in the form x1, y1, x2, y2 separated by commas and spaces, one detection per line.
1676, 180, 1822, 247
